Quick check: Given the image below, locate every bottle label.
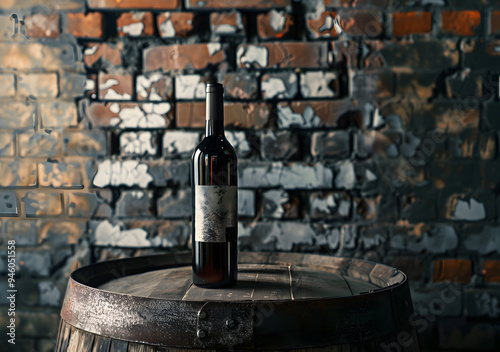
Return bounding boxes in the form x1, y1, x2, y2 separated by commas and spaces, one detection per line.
194, 185, 237, 242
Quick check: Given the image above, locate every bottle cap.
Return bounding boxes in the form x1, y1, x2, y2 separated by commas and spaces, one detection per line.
206, 83, 223, 93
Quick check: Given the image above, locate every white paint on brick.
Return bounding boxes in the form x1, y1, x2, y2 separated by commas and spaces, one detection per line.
163, 131, 199, 155
84, 45, 98, 56
84, 79, 95, 91
104, 89, 132, 100
39, 281, 61, 307
327, 228, 340, 250
114, 105, 168, 128
214, 24, 238, 34
99, 78, 119, 91
175, 75, 205, 100
278, 105, 321, 128
120, 22, 144, 36
311, 195, 335, 213
318, 15, 334, 32
93, 160, 153, 188
109, 103, 120, 113
390, 224, 458, 253
94, 220, 151, 247
226, 131, 251, 155
304, 0, 326, 20
452, 198, 486, 221
372, 108, 385, 128
335, 160, 355, 190
207, 43, 222, 56
238, 190, 255, 217
262, 77, 287, 99
238, 45, 269, 68
300, 71, 337, 98
120, 131, 156, 155
365, 169, 377, 182
269, 10, 286, 32
159, 18, 176, 37
137, 73, 164, 99
263, 190, 289, 218
464, 225, 500, 254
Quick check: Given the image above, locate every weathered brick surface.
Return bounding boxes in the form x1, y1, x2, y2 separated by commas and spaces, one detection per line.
211, 11, 245, 36
84, 43, 122, 68
306, 11, 338, 38
66, 12, 103, 38
88, 0, 179, 9
277, 100, 354, 128
38, 162, 83, 189
24, 14, 60, 38
261, 72, 297, 99
18, 72, 59, 98
144, 44, 226, 71
0, 130, 15, 156
260, 130, 299, 160
18, 131, 61, 157
157, 12, 195, 38
99, 73, 133, 100
258, 10, 294, 39
392, 12, 432, 36
185, 0, 290, 9
64, 131, 107, 156
117, 12, 154, 37
137, 73, 173, 101
0, 161, 37, 188
0, 73, 15, 97
221, 72, 258, 100
441, 10, 481, 36
336, 10, 383, 37
40, 102, 78, 128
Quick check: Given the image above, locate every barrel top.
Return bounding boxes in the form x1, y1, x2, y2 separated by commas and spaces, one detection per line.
61, 252, 410, 349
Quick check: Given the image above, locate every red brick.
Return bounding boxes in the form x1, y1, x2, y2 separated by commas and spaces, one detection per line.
306, 11, 339, 38
24, 14, 60, 38
433, 259, 472, 283
157, 12, 195, 38
117, 12, 154, 37
0, 162, 37, 188
441, 10, 481, 36
237, 42, 328, 69
211, 11, 245, 36
186, 0, 290, 9
38, 162, 83, 189
67, 12, 103, 38
257, 10, 294, 39
277, 100, 355, 128
331, 40, 385, 68
23, 191, 63, 217
98, 73, 133, 100
176, 102, 271, 129
392, 12, 432, 37
483, 260, 500, 282
88, 0, 179, 9
336, 10, 383, 37
84, 43, 123, 68
144, 44, 226, 71
86, 102, 173, 128
491, 11, 500, 35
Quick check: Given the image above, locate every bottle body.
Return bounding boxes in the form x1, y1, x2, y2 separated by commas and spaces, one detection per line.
191, 83, 238, 288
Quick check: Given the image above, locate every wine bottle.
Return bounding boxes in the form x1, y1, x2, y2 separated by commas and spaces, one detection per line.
191, 83, 238, 288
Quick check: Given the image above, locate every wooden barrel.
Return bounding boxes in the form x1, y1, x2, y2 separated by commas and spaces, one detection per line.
56, 252, 421, 351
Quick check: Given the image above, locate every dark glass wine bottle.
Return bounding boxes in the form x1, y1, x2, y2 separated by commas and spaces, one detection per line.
191, 83, 238, 288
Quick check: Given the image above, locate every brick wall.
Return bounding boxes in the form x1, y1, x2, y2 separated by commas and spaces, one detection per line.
0, 0, 499, 351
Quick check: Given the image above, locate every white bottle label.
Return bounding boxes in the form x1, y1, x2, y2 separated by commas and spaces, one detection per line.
194, 185, 237, 242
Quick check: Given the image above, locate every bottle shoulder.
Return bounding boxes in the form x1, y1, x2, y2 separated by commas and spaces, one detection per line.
193, 135, 237, 159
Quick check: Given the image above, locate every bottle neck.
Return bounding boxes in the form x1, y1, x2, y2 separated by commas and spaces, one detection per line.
205, 86, 224, 137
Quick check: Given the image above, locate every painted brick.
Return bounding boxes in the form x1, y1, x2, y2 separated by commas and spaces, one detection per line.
144, 43, 226, 71
490, 11, 500, 35
59, 73, 87, 98
88, 0, 179, 9
433, 259, 472, 283
392, 12, 432, 36
38, 162, 83, 189
67, 192, 99, 218
260, 130, 299, 160
176, 102, 271, 129
40, 101, 78, 129
483, 260, 500, 282
444, 194, 492, 221
0, 73, 15, 97
239, 222, 315, 252
137, 73, 173, 101
379, 40, 459, 69
17, 251, 52, 277
261, 72, 298, 99
277, 100, 354, 129
354, 195, 398, 221
18, 73, 58, 98
401, 194, 438, 221
306, 11, 338, 38
40, 221, 86, 247
420, 102, 479, 134
355, 130, 399, 159
257, 10, 294, 39
117, 12, 154, 37
439, 320, 496, 350
66, 12, 103, 38
239, 162, 333, 189
157, 12, 195, 38
441, 10, 481, 36
0, 0, 84, 9
64, 131, 107, 156
39, 281, 62, 307
0, 130, 15, 156
220, 72, 258, 100
3, 220, 37, 246
120, 131, 157, 155
84, 42, 123, 68
331, 39, 386, 68
301, 71, 339, 98
24, 14, 60, 38
324, 0, 388, 5
464, 225, 500, 254
18, 131, 60, 157
237, 42, 329, 69
238, 190, 255, 217
23, 192, 63, 217
116, 191, 154, 218
397, 71, 441, 100
226, 131, 253, 157
99, 73, 133, 100
0, 102, 34, 129
391, 224, 458, 254
211, 11, 245, 36
157, 189, 191, 218
464, 289, 500, 318
310, 192, 351, 220
163, 131, 200, 157
463, 40, 500, 70
350, 70, 395, 98
175, 74, 208, 100
93, 160, 153, 188
311, 131, 350, 159
0, 161, 37, 188
0, 191, 19, 217
336, 10, 383, 37
149, 160, 190, 187
186, 0, 290, 9
262, 190, 299, 219
86, 102, 173, 128
0, 42, 76, 70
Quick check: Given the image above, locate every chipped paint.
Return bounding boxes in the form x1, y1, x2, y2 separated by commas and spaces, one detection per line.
319, 15, 334, 32
93, 220, 151, 247
226, 131, 251, 155
335, 160, 355, 190
278, 105, 321, 128
263, 190, 289, 218
262, 77, 286, 99
104, 89, 132, 100
120, 131, 156, 155
108, 104, 169, 128
300, 71, 337, 98
207, 43, 222, 56
163, 131, 199, 155
269, 10, 286, 32
99, 78, 119, 91
238, 45, 269, 68
452, 198, 486, 221
464, 225, 500, 254
159, 18, 176, 37
93, 160, 153, 188
175, 75, 205, 100
238, 190, 255, 217
120, 22, 144, 36
390, 225, 458, 253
